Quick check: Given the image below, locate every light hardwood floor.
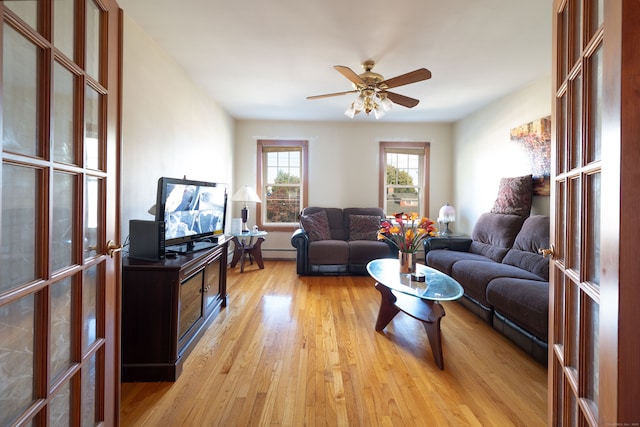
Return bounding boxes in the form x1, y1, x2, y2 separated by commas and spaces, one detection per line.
120, 260, 547, 426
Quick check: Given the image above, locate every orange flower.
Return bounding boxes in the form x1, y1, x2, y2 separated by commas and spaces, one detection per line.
378, 212, 437, 253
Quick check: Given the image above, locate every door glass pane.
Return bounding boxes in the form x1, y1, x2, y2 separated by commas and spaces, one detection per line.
588, 0, 604, 37
1, 163, 39, 292
53, 0, 75, 60
85, 0, 101, 81
587, 45, 603, 164
0, 294, 35, 426
583, 297, 600, 405
84, 176, 101, 258
52, 172, 75, 272
50, 277, 74, 382
571, 75, 583, 169
49, 380, 71, 427
570, 0, 582, 66
82, 266, 98, 352
554, 269, 566, 346
586, 172, 601, 285
556, 179, 566, 263
81, 352, 98, 426
53, 62, 77, 164
559, 6, 569, 81
3, 1, 38, 30
2, 25, 39, 157
567, 281, 580, 370
85, 86, 101, 170
557, 93, 567, 174
569, 177, 581, 272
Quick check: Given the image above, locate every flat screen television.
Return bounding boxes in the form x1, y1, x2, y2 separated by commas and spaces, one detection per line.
155, 177, 228, 254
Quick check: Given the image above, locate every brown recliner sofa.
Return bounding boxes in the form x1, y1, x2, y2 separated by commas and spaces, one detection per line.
425, 213, 550, 364
291, 207, 395, 275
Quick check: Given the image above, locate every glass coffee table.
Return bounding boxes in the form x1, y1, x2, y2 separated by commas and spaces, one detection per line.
367, 258, 464, 370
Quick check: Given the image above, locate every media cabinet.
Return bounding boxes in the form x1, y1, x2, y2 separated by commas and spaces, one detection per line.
121, 239, 228, 382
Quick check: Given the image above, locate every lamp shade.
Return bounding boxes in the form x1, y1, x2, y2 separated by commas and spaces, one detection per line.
437, 203, 456, 223
231, 186, 261, 203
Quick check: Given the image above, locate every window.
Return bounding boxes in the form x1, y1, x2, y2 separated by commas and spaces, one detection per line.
256, 140, 308, 230
379, 142, 430, 218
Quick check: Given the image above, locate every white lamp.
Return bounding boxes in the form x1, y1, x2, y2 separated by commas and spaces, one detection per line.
231, 186, 262, 233
437, 203, 456, 236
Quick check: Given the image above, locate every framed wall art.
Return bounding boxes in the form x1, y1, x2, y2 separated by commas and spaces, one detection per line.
510, 116, 551, 196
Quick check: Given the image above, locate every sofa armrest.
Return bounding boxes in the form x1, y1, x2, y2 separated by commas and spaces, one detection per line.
424, 236, 473, 254
291, 228, 310, 274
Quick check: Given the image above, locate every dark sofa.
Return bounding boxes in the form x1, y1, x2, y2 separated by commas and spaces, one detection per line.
425, 213, 550, 364
291, 207, 395, 275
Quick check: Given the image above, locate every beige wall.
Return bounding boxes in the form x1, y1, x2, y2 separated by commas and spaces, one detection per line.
234, 120, 454, 259
453, 75, 552, 234
120, 15, 235, 243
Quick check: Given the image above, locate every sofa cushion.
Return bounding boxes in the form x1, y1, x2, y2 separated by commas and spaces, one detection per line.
300, 210, 332, 241
348, 240, 392, 265
486, 277, 549, 341
502, 215, 550, 280
308, 240, 349, 264
348, 214, 380, 241
451, 259, 544, 307
490, 174, 533, 217
426, 250, 495, 276
470, 213, 526, 262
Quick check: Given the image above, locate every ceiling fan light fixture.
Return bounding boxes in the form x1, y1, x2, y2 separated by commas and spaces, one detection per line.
379, 94, 393, 112
344, 103, 358, 118
373, 105, 386, 119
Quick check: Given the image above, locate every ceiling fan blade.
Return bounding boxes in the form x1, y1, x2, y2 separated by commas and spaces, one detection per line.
381, 68, 432, 89
307, 90, 358, 100
334, 65, 366, 86
385, 91, 420, 108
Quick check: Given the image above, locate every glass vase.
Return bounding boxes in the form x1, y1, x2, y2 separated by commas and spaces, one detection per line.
398, 251, 416, 274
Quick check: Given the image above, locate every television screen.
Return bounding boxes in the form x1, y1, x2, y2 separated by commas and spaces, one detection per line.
155, 177, 227, 252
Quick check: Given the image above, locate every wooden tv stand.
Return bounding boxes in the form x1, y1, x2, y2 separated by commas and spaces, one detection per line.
121, 239, 228, 382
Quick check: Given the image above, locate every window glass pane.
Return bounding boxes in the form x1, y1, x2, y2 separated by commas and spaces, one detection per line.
49, 380, 72, 426
85, 0, 101, 81
50, 277, 74, 382
0, 294, 35, 426
84, 176, 101, 258
3, 1, 38, 30
54, 0, 75, 60
384, 148, 424, 216
2, 25, 39, 156
53, 62, 76, 164
263, 148, 302, 224
586, 172, 601, 285
82, 266, 98, 352
84, 86, 101, 170
587, 45, 602, 163
1, 163, 38, 291
52, 172, 75, 272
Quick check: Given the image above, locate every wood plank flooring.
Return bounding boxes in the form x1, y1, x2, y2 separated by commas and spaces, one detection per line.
120, 260, 547, 426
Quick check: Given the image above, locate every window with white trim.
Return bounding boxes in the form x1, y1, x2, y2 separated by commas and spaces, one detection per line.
379, 142, 430, 218
257, 140, 308, 230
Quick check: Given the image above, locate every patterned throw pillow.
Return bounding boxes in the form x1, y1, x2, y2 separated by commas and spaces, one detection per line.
348, 214, 381, 241
490, 174, 533, 217
300, 210, 332, 241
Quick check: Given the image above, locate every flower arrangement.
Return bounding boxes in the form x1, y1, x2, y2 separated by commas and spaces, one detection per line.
378, 212, 437, 253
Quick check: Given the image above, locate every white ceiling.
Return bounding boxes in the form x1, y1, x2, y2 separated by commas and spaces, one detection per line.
118, 0, 552, 123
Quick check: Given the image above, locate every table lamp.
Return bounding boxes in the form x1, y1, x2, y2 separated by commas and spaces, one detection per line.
231, 186, 262, 232
437, 203, 456, 235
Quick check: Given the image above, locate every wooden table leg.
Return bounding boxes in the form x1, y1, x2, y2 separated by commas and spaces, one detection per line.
230, 236, 243, 268
249, 237, 265, 269
374, 282, 447, 369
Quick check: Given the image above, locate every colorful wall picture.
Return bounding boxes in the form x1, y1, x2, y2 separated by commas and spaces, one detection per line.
510, 116, 551, 196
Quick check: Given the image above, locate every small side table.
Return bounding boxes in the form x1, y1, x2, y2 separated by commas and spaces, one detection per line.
229, 231, 268, 272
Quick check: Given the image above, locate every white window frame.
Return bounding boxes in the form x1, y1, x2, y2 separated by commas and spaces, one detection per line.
379, 141, 430, 218
256, 140, 308, 231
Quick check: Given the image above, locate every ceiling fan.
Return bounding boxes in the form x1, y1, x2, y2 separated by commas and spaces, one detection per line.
307, 60, 432, 119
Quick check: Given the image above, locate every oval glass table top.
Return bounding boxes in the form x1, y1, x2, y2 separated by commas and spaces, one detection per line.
367, 258, 464, 301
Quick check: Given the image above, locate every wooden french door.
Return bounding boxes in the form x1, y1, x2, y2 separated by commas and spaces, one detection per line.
550, 0, 640, 425
0, 0, 122, 425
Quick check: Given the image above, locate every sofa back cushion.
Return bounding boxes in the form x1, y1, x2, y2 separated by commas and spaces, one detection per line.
502, 215, 550, 280
301, 207, 346, 240
300, 210, 332, 241
470, 213, 526, 262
